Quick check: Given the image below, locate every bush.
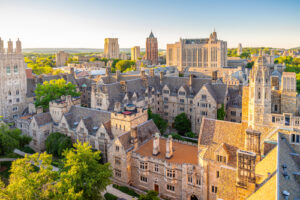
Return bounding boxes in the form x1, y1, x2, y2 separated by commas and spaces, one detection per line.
165, 133, 197, 144
184, 132, 197, 138
148, 108, 167, 134
217, 104, 226, 120
174, 113, 191, 135
45, 132, 72, 158
113, 184, 139, 197
104, 193, 118, 200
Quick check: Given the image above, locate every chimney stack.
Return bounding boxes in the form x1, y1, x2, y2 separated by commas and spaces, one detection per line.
36, 106, 43, 114
160, 72, 164, 84
131, 128, 138, 150
153, 133, 160, 156
189, 74, 193, 87
150, 68, 155, 77
7, 39, 13, 53
140, 70, 146, 79
166, 135, 173, 159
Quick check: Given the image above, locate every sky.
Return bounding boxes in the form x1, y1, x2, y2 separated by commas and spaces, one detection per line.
0, 0, 299, 49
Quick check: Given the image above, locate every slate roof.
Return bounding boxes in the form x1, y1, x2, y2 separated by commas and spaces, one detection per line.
33, 112, 53, 127
64, 106, 111, 135
118, 119, 159, 152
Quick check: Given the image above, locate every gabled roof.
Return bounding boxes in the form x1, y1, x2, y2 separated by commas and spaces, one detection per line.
33, 112, 53, 127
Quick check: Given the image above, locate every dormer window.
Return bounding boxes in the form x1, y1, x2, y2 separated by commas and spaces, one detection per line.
216, 155, 226, 163
163, 90, 169, 94
179, 91, 185, 96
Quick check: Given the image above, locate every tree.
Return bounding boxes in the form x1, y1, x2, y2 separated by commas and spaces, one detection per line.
246, 61, 254, 69
217, 104, 226, 120
174, 113, 191, 135
0, 123, 31, 156
45, 132, 72, 158
115, 60, 135, 72
56, 141, 112, 199
148, 108, 167, 134
0, 152, 58, 200
34, 78, 81, 111
138, 191, 159, 200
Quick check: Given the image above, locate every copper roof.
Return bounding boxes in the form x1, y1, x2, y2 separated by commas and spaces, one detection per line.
135, 138, 198, 165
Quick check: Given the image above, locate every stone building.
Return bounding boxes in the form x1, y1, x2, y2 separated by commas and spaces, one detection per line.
107, 52, 300, 200
166, 31, 227, 72
55, 51, 69, 67
146, 31, 158, 65
131, 46, 140, 61
104, 38, 119, 59
0, 38, 27, 121
91, 69, 232, 133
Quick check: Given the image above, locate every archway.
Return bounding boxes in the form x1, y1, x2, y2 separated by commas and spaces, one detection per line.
191, 195, 198, 200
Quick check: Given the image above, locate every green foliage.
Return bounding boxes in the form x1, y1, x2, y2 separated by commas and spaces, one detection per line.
45, 132, 72, 158
24, 53, 56, 75
101, 58, 109, 65
0, 124, 32, 156
104, 193, 118, 200
246, 61, 254, 69
34, 78, 81, 111
115, 60, 136, 72
112, 184, 139, 197
110, 59, 121, 73
179, 73, 184, 77
217, 104, 226, 120
57, 141, 112, 199
174, 113, 191, 136
240, 52, 250, 59
164, 133, 197, 144
282, 56, 300, 92
184, 131, 197, 138
148, 108, 167, 134
138, 190, 159, 200
0, 141, 112, 200
0, 152, 59, 200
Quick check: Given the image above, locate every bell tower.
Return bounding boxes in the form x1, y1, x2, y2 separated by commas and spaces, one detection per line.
248, 50, 271, 128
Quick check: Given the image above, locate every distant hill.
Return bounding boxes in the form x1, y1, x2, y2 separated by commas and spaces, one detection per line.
22, 48, 165, 54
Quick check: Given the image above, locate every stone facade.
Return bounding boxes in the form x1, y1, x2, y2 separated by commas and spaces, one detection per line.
0, 38, 27, 121
55, 51, 69, 67
131, 46, 140, 61
91, 70, 232, 133
104, 38, 119, 59
146, 32, 158, 65
166, 31, 227, 72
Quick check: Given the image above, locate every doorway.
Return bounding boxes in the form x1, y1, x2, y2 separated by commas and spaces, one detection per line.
191, 195, 198, 200
154, 184, 159, 193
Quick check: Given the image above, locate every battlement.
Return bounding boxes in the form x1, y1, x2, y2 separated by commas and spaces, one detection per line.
0, 38, 22, 54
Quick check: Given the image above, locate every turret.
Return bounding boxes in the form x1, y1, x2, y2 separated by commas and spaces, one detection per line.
7, 39, 13, 53
16, 38, 22, 54
0, 38, 4, 53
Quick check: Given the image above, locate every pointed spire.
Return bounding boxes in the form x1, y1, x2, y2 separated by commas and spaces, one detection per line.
149, 30, 155, 38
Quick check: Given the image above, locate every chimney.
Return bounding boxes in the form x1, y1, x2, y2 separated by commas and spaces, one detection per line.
189, 74, 193, 87
160, 71, 164, 84
150, 68, 155, 77
36, 106, 43, 114
245, 129, 261, 161
130, 128, 138, 150
166, 135, 173, 159
212, 70, 218, 82
153, 133, 160, 156
16, 38, 22, 54
70, 67, 75, 76
140, 70, 146, 79
116, 70, 120, 82
7, 39, 13, 53
120, 80, 127, 92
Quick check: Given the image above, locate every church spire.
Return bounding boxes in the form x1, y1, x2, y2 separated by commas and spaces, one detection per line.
149, 30, 155, 38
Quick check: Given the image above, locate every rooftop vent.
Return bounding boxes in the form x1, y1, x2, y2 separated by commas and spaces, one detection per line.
282, 164, 287, 170
283, 171, 289, 180
74, 122, 79, 126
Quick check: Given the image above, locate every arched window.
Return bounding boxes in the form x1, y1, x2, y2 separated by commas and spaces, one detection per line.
258, 89, 261, 99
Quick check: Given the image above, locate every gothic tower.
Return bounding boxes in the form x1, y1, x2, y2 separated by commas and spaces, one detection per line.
248, 50, 271, 128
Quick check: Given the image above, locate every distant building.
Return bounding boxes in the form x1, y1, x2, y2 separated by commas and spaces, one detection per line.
0, 38, 27, 121
119, 53, 128, 60
104, 38, 119, 59
166, 31, 227, 72
55, 51, 69, 67
237, 43, 242, 55
131, 46, 140, 61
146, 31, 158, 65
